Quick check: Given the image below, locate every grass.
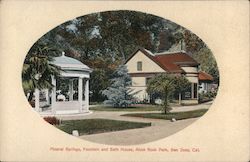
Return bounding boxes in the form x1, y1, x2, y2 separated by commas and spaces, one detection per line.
56, 118, 151, 135
90, 105, 161, 111
121, 109, 208, 120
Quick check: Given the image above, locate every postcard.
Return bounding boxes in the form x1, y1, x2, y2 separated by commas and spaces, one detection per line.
0, 1, 249, 161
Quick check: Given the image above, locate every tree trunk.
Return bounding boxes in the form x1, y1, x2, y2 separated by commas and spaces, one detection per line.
28, 91, 34, 101
178, 93, 181, 105
163, 95, 168, 114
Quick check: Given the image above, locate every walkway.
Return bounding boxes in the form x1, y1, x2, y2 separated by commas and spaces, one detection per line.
171, 101, 212, 112
57, 102, 212, 145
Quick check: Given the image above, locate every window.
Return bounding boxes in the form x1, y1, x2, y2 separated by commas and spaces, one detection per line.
182, 83, 192, 99
193, 83, 197, 98
182, 83, 198, 99
137, 61, 142, 71
145, 77, 152, 85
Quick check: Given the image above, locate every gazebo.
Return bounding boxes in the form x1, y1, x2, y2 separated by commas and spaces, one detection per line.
34, 52, 92, 115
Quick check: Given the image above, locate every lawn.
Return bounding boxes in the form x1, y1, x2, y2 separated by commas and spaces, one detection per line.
56, 119, 151, 135
90, 105, 161, 111
121, 109, 208, 120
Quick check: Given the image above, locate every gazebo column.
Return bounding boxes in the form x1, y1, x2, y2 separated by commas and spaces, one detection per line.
84, 79, 89, 112
51, 76, 56, 113
45, 89, 49, 105
78, 77, 83, 113
69, 79, 74, 101
35, 88, 40, 112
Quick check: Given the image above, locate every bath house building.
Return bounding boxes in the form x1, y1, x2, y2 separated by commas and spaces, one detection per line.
125, 48, 213, 104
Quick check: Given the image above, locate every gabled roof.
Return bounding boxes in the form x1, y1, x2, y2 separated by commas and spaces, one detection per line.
125, 47, 199, 73
154, 52, 199, 72
198, 71, 214, 81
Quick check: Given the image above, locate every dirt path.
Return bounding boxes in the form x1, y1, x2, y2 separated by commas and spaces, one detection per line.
79, 114, 198, 145
57, 102, 212, 145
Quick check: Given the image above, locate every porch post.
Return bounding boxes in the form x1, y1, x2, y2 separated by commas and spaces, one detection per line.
191, 83, 194, 99
78, 77, 83, 113
84, 79, 89, 112
69, 79, 74, 101
51, 76, 56, 113
35, 88, 40, 112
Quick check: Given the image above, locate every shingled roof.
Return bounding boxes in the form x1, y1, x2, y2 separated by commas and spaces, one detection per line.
125, 47, 199, 73
198, 71, 214, 81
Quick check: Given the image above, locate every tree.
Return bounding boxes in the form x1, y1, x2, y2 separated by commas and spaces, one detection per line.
158, 28, 179, 52
172, 75, 191, 105
24, 10, 219, 104
192, 48, 219, 84
90, 69, 112, 102
22, 42, 60, 102
169, 28, 219, 84
147, 74, 175, 114
102, 65, 133, 108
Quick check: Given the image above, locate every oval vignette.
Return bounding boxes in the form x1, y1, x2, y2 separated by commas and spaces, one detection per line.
22, 10, 219, 145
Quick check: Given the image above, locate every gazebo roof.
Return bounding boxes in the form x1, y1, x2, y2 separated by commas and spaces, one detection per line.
51, 52, 91, 72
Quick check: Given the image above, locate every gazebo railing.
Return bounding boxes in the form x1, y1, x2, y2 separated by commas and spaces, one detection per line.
52, 101, 87, 114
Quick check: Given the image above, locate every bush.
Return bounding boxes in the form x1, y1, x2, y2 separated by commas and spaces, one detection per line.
209, 91, 218, 98
43, 116, 60, 125
198, 91, 217, 103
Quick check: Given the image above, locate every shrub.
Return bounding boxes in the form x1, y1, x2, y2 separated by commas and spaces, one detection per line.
29, 101, 35, 107
43, 116, 60, 125
198, 91, 216, 103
